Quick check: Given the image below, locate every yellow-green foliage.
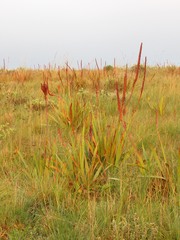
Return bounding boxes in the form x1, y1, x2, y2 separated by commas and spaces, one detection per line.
0, 65, 179, 239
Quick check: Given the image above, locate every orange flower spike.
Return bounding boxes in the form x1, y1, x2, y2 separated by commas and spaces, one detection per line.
41, 81, 55, 100
41, 82, 49, 100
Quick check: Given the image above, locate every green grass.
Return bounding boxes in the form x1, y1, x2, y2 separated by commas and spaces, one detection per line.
0, 64, 179, 239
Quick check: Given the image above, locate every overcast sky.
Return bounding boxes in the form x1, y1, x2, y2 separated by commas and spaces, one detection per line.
1, 0, 180, 69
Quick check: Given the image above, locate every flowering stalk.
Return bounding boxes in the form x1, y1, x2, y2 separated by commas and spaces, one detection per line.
41, 73, 55, 162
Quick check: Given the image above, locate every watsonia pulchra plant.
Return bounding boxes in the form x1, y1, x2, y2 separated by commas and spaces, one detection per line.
115, 42, 147, 127
41, 70, 55, 161
44, 43, 148, 193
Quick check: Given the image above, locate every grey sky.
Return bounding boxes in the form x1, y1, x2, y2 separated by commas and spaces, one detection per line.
1, 0, 180, 69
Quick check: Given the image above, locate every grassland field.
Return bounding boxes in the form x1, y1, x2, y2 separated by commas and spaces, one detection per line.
0, 63, 179, 239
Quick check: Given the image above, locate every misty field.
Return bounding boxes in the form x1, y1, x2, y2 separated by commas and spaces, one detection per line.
0, 58, 179, 239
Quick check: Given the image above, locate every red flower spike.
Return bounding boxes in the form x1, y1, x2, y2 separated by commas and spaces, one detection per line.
41, 81, 55, 100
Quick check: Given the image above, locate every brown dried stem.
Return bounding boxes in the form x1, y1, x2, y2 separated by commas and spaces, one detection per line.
115, 81, 123, 122
127, 43, 143, 105
138, 56, 147, 103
